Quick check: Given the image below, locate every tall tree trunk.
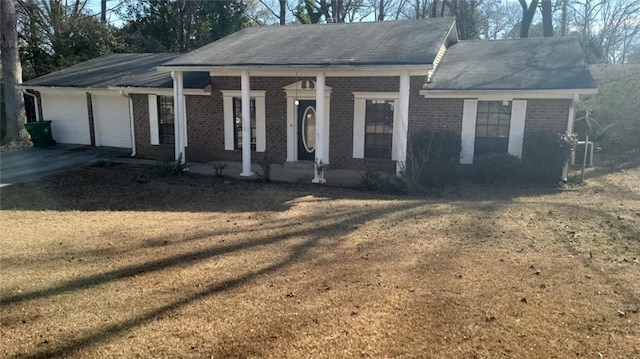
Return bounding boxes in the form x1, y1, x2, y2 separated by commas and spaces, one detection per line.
560, 0, 567, 36
279, 0, 286, 25
1, 0, 27, 142
431, 0, 438, 17
541, 0, 554, 37
378, 0, 385, 21
101, 0, 107, 23
519, 0, 539, 38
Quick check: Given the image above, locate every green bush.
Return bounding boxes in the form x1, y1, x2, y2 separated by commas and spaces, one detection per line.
153, 153, 187, 177
257, 155, 272, 183
521, 131, 568, 182
472, 153, 522, 184
358, 170, 406, 194
406, 131, 461, 190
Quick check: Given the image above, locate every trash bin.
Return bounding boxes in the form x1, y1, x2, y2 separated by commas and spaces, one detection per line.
24, 120, 53, 148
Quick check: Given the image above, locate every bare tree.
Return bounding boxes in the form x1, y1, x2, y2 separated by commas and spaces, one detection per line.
101, 0, 107, 22
570, 0, 640, 63
541, 0, 553, 36
479, 0, 521, 39
1, 0, 28, 142
519, 0, 539, 38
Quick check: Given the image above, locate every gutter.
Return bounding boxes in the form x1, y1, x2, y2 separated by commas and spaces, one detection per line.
119, 90, 137, 157
21, 89, 40, 122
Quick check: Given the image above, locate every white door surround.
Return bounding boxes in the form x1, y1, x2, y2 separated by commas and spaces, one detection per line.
283, 80, 331, 164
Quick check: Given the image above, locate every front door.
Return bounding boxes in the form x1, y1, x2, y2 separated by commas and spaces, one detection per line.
297, 100, 316, 161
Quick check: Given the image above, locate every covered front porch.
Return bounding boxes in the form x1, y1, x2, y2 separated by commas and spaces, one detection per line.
165, 69, 415, 184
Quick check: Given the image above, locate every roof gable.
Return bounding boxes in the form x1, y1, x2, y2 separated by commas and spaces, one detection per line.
163, 18, 457, 68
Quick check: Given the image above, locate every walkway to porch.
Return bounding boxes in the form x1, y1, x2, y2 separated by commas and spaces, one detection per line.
111, 157, 363, 187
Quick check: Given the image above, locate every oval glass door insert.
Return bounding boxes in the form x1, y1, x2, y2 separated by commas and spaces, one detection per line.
302, 106, 316, 153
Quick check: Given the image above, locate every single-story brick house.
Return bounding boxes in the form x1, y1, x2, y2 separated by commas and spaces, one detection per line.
19, 18, 596, 183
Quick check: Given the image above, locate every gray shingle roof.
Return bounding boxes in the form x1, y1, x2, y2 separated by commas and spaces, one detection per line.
163, 18, 456, 67
21, 53, 210, 89
423, 36, 596, 91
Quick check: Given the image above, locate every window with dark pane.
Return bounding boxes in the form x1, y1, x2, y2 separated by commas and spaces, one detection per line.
233, 98, 256, 150
364, 100, 394, 159
474, 100, 511, 156
157, 96, 175, 145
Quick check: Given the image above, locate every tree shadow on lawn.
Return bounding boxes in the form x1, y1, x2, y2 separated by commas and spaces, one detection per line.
3, 200, 434, 359
0, 163, 572, 213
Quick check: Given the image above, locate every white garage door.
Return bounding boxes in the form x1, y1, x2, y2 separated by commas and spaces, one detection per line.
92, 94, 132, 148
40, 92, 91, 145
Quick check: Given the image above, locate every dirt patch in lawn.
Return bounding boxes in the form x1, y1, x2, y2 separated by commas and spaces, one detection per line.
1, 162, 639, 358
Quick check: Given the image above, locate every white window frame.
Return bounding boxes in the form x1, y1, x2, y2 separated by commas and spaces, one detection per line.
352, 92, 400, 160
221, 90, 266, 152
147, 93, 188, 147
459, 97, 527, 164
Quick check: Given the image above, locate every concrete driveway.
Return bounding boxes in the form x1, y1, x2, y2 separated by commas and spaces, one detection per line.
0, 145, 130, 187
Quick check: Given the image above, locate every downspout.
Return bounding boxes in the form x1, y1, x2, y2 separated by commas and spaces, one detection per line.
119, 90, 136, 157
22, 89, 40, 122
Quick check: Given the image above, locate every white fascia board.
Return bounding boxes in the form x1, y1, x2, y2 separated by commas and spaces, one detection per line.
157, 65, 430, 77
108, 86, 211, 96
420, 88, 598, 99
17, 85, 112, 94
352, 92, 400, 100
219, 90, 267, 97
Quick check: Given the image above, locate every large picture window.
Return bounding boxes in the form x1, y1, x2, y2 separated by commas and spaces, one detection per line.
233, 98, 256, 150
474, 100, 511, 155
157, 95, 175, 145
364, 99, 394, 159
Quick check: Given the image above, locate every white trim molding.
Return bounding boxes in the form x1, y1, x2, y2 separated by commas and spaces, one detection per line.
220, 90, 267, 153
148, 94, 159, 146
460, 99, 478, 164
284, 81, 332, 163
108, 86, 211, 96
507, 100, 527, 158
155, 65, 432, 77
351, 92, 401, 161
460, 98, 529, 165
421, 89, 597, 99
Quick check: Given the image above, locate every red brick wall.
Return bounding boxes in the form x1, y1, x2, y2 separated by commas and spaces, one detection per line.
207, 76, 404, 172
184, 95, 218, 162
523, 99, 572, 134
132, 94, 173, 160
131, 78, 573, 173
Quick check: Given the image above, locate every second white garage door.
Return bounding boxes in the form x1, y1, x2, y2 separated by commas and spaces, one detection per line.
92, 94, 132, 148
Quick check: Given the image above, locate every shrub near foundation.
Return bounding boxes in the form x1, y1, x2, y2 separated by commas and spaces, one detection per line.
522, 131, 572, 183
471, 153, 522, 184
471, 132, 572, 184
407, 131, 461, 190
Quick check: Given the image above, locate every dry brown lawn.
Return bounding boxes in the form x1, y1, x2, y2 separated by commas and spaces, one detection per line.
1, 161, 639, 359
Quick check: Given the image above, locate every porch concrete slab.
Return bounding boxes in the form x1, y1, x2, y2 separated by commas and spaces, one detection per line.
0, 145, 130, 187
188, 161, 362, 187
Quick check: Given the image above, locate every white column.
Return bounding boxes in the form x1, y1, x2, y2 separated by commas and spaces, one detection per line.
562, 94, 579, 181
171, 71, 185, 163
240, 71, 254, 176
313, 72, 326, 183
397, 71, 410, 176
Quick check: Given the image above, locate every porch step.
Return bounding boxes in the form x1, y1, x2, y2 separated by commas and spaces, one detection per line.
282, 161, 315, 169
